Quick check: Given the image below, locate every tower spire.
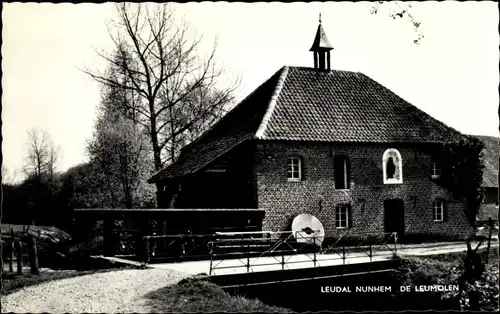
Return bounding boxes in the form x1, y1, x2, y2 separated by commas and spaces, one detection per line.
310, 14, 333, 71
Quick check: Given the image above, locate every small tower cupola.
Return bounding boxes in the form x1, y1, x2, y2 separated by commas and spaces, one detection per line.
310, 13, 334, 71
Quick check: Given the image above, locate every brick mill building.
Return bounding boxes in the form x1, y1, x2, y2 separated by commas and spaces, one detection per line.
148, 19, 473, 240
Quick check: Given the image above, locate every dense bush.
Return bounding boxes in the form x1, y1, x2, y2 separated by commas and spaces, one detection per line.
437, 137, 485, 225
455, 264, 499, 311
395, 250, 499, 312
395, 257, 458, 286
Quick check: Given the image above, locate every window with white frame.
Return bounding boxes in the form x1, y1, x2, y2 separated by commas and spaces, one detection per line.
431, 160, 441, 179
382, 148, 403, 184
433, 199, 445, 222
335, 204, 351, 228
287, 157, 302, 181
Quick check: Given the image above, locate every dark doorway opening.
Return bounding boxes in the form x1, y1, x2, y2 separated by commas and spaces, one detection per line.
384, 199, 405, 240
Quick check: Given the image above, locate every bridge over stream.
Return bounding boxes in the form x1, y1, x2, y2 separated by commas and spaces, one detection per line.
93, 231, 498, 290
119, 230, 403, 288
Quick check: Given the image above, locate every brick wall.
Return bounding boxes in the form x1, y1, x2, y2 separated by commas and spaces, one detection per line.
254, 141, 474, 239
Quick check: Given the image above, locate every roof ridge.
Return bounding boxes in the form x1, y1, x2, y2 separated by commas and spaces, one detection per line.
287, 65, 362, 74
255, 66, 290, 139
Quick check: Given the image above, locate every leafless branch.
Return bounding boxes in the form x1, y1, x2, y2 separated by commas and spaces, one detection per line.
82, 2, 239, 189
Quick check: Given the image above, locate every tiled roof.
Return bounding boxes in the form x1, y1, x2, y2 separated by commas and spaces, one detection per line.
474, 135, 499, 188
149, 66, 466, 182
259, 67, 465, 143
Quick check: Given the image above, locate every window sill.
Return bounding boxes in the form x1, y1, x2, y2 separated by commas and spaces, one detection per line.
383, 180, 403, 185
431, 175, 441, 180
433, 220, 444, 223
336, 227, 349, 230
334, 188, 351, 191
287, 178, 301, 182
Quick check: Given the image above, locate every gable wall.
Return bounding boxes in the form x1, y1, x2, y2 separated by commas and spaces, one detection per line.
171, 142, 257, 209
254, 141, 473, 239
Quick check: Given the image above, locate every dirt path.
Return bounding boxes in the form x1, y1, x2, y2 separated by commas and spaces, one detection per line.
1, 268, 190, 313
397, 240, 499, 258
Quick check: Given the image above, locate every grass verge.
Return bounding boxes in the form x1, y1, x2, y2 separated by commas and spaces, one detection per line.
144, 277, 293, 312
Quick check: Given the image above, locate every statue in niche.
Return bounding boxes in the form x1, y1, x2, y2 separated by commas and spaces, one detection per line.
386, 157, 396, 179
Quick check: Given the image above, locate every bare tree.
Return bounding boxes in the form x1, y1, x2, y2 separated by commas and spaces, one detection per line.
24, 128, 50, 181
371, 1, 424, 45
81, 3, 239, 204
2, 164, 14, 185
24, 128, 60, 184
23, 128, 61, 224
47, 143, 60, 188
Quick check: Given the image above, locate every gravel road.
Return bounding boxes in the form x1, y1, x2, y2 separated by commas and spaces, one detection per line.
1, 268, 190, 313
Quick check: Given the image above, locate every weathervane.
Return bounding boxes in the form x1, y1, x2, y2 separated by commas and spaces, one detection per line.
319, 12, 322, 24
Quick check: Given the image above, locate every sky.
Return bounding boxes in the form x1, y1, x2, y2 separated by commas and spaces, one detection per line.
2, 2, 499, 182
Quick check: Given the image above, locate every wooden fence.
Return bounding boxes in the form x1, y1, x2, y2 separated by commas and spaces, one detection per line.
1, 227, 41, 275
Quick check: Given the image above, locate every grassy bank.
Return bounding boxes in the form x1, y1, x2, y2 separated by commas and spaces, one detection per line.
144, 277, 292, 312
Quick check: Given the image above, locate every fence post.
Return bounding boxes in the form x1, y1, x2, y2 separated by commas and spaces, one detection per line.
247, 241, 250, 273
342, 243, 346, 265
16, 240, 23, 275
281, 241, 285, 271
209, 242, 213, 276
144, 236, 150, 264
368, 236, 372, 262
9, 228, 15, 272
28, 236, 40, 275
313, 235, 317, 267
394, 232, 398, 257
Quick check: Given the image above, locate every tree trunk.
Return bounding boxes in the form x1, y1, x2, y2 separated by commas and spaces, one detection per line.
28, 236, 40, 275
16, 240, 23, 275
149, 106, 165, 209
